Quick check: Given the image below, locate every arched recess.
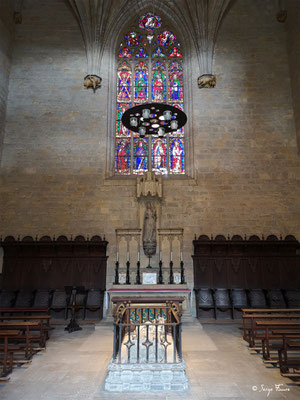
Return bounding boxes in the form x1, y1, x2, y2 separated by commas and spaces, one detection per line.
104, 2, 195, 179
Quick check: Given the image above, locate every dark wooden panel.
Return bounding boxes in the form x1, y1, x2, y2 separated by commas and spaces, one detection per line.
0, 236, 108, 290
193, 235, 300, 289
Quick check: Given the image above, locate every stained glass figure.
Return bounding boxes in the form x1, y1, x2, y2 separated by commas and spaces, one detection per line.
170, 138, 184, 174
169, 47, 182, 58
152, 47, 166, 58
116, 138, 131, 174
134, 62, 148, 102
152, 138, 167, 174
117, 63, 131, 102
135, 47, 148, 58
139, 13, 162, 31
152, 61, 166, 102
133, 138, 148, 174
125, 31, 141, 47
158, 30, 176, 46
168, 61, 183, 101
118, 47, 132, 58
116, 104, 130, 137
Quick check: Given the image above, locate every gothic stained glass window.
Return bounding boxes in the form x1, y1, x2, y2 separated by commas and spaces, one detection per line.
157, 30, 176, 47
118, 47, 132, 58
139, 13, 162, 31
115, 15, 185, 175
125, 31, 141, 46
134, 62, 148, 103
117, 62, 131, 103
170, 137, 184, 174
169, 47, 182, 58
135, 47, 148, 58
116, 104, 130, 137
152, 138, 167, 174
152, 47, 166, 58
168, 61, 183, 102
116, 138, 131, 175
152, 61, 166, 102
133, 138, 148, 174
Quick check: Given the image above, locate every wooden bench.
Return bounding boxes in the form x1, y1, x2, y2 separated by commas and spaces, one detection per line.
0, 307, 49, 316
242, 313, 300, 346
273, 330, 300, 375
0, 321, 42, 359
0, 330, 21, 377
0, 315, 52, 341
242, 308, 300, 315
254, 321, 300, 359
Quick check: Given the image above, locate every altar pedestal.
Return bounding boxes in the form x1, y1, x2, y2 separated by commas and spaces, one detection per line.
106, 285, 192, 320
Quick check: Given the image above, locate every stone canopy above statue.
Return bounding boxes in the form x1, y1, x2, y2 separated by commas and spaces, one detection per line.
137, 171, 162, 200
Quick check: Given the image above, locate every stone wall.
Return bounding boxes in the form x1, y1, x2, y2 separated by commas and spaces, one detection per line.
0, 0, 14, 162
0, 0, 299, 289
286, 0, 300, 153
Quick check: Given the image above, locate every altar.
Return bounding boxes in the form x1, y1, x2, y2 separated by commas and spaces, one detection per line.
106, 285, 192, 320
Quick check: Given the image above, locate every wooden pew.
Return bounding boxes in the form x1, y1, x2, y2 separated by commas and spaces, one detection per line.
0, 307, 49, 316
0, 321, 41, 359
0, 315, 52, 341
242, 308, 300, 316
274, 330, 300, 376
255, 321, 300, 359
242, 313, 300, 346
0, 330, 21, 377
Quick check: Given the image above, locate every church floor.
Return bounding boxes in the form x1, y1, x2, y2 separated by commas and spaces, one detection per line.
1, 320, 300, 400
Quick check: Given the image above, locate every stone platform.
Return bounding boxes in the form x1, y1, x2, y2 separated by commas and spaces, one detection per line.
104, 360, 188, 392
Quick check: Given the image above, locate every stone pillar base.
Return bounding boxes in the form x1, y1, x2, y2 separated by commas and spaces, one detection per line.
104, 359, 188, 392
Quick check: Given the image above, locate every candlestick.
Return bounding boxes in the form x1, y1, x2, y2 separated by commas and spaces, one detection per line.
126, 260, 130, 285
114, 261, 119, 285
136, 260, 141, 285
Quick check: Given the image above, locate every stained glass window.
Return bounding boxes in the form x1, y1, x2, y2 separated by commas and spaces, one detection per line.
118, 47, 132, 58
133, 138, 148, 174
117, 62, 131, 103
125, 31, 141, 46
134, 62, 148, 103
152, 61, 166, 102
115, 15, 185, 175
168, 61, 183, 102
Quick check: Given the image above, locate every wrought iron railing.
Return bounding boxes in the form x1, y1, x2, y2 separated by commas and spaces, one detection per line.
112, 305, 183, 364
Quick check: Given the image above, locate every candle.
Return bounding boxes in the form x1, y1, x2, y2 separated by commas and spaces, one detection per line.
170, 251, 173, 262
116, 252, 119, 262
138, 251, 140, 262
180, 252, 183, 262
127, 251, 130, 262
159, 251, 162, 261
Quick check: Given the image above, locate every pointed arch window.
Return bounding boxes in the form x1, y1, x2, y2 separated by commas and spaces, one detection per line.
115, 14, 185, 175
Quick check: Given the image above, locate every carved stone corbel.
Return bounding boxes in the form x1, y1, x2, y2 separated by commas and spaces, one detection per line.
198, 74, 216, 89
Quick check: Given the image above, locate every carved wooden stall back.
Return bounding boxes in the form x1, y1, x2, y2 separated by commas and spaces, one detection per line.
193, 235, 300, 290
0, 235, 108, 290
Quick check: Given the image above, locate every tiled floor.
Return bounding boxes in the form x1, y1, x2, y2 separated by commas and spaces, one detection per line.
1, 320, 300, 400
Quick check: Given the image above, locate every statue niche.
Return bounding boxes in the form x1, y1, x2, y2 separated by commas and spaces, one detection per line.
143, 202, 157, 257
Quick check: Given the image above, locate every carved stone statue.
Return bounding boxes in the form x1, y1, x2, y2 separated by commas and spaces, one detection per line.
143, 202, 157, 257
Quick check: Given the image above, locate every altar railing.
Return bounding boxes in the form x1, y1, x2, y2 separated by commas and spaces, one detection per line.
112, 304, 183, 364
